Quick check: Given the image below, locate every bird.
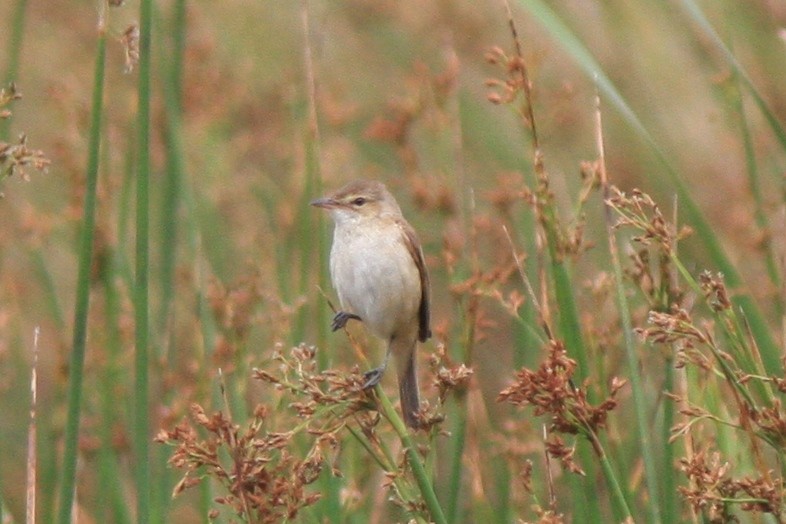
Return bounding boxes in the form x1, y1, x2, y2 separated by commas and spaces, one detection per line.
311, 179, 431, 428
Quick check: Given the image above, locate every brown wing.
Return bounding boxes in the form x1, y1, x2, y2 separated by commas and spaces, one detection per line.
398, 218, 431, 342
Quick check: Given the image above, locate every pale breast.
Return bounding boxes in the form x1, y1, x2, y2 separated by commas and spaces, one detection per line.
330, 221, 421, 340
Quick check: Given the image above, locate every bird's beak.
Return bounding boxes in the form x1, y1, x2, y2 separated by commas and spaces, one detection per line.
310, 197, 338, 209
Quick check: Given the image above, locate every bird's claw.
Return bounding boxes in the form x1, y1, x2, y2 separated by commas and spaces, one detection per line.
331, 311, 361, 332
362, 367, 385, 390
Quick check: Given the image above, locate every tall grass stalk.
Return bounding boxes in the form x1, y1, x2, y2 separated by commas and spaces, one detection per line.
55, 12, 107, 524
344, 412, 428, 522
163, 35, 219, 508
596, 95, 662, 523
299, 3, 342, 520
374, 386, 447, 524
0, 0, 27, 141
501, 5, 600, 518
505, 2, 592, 383
157, 47, 183, 346
135, 0, 154, 521
444, 190, 476, 523
591, 435, 633, 521
295, 0, 326, 351
98, 239, 133, 524
149, 3, 190, 517
443, 62, 475, 524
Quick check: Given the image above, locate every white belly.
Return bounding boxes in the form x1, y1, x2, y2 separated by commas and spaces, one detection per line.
330, 221, 421, 341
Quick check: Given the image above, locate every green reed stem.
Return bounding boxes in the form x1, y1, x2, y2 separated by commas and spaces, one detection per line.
298, 0, 327, 353
56, 17, 106, 524
98, 242, 133, 524
149, 4, 190, 518
504, 3, 600, 516
587, 430, 633, 522
376, 386, 447, 524
156, 0, 187, 339
444, 285, 475, 523
135, 0, 154, 520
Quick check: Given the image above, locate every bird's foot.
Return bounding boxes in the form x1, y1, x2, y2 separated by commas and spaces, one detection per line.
362, 367, 385, 390
331, 311, 361, 332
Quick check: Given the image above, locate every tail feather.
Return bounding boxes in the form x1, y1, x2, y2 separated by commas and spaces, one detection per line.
397, 346, 421, 428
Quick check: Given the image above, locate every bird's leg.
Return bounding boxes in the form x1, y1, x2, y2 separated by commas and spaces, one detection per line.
331, 311, 362, 332
362, 346, 391, 389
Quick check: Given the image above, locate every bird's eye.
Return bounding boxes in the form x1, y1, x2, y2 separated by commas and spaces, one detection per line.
352, 197, 366, 206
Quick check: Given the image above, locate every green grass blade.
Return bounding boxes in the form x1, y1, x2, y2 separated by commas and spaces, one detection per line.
55, 18, 106, 524
135, 0, 154, 520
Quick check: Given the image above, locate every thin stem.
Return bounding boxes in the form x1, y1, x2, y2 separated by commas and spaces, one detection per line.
56, 16, 106, 524
375, 386, 447, 524
135, 0, 154, 520
586, 429, 633, 522
596, 92, 661, 523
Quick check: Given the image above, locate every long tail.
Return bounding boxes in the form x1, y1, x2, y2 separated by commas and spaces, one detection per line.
392, 338, 420, 428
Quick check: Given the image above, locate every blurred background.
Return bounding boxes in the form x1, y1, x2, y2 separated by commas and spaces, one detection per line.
1, 0, 785, 522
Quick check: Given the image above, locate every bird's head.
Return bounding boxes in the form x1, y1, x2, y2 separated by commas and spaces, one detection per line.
310, 180, 401, 224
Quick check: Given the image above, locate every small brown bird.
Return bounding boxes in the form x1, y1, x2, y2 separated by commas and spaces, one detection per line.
311, 180, 431, 428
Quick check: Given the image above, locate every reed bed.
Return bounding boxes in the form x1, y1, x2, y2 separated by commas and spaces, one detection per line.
1, 1, 785, 522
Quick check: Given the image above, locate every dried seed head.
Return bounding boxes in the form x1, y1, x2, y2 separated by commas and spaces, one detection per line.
1, 134, 50, 181
699, 271, 732, 312
498, 340, 625, 437
121, 24, 139, 74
